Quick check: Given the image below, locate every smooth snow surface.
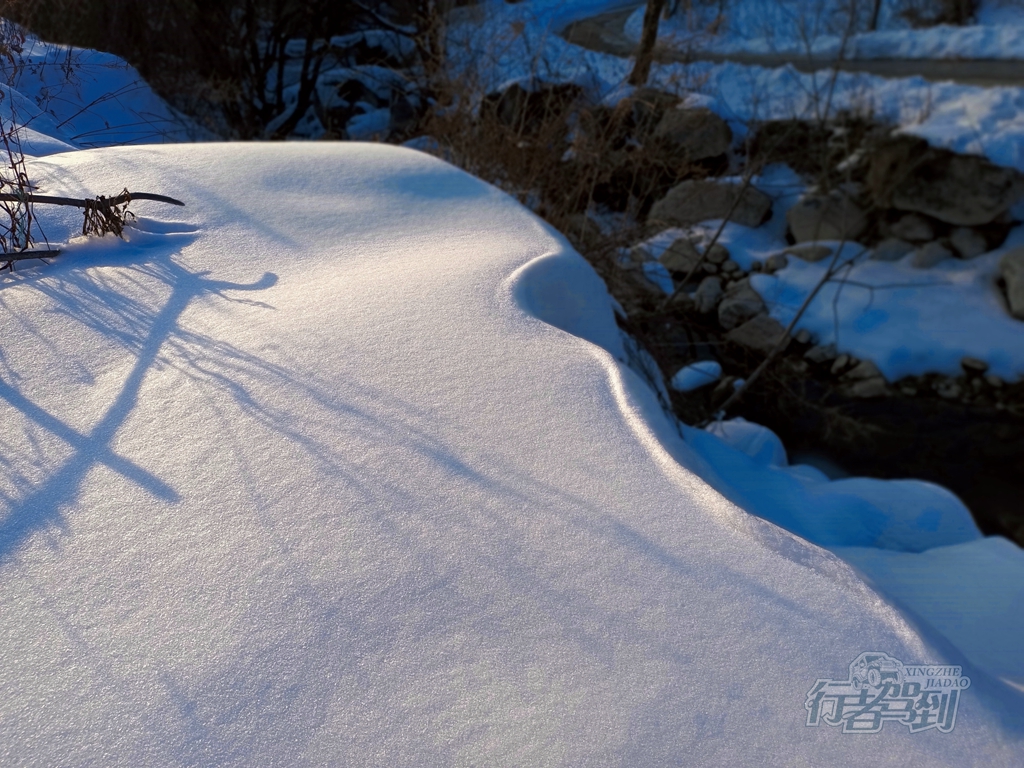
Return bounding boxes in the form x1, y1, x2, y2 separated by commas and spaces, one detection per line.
2, 142, 1022, 763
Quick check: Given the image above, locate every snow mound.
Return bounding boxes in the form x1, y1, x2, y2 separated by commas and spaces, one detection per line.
1, 142, 1021, 762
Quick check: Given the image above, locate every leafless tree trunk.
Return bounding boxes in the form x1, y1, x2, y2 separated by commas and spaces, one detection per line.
629, 0, 666, 87
869, 0, 882, 30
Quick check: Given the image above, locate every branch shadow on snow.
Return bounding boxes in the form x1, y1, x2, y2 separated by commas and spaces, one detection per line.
0, 229, 277, 564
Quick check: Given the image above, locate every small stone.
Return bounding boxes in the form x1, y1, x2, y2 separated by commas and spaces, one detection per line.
725, 314, 790, 355
910, 241, 953, 269
805, 343, 837, 363
750, 261, 764, 272
694, 276, 723, 314
985, 374, 1005, 388
936, 380, 962, 399
972, 377, 984, 391
703, 262, 719, 274
830, 354, 851, 375
900, 384, 918, 396
721, 259, 740, 274
871, 238, 913, 262
718, 280, 766, 330
842, 359, 883, 382
795, 329, 812, 345
949, 227, 988, 260
765, 253, 789, 274
706, 243, 730, 265
960, 356, 989, 375
784, 244, 833, 263
887, 213, 934, 242
847, 377, 888, 398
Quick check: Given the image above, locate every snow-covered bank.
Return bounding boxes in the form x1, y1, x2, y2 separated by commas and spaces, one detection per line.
0, 141, 1021, 763
625, 0, 1024, 59
5, 32, 198, 155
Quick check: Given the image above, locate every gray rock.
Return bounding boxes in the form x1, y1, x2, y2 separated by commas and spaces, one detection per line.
961, 356, 989, 374
705, 242, 730, 265
868, 135, 1024, 226
910, 241, 953, 269
830, 354, 851, 375
694, 276, 723, 314
842, 359, 884, 381
846, 377, 889, 398
871, 238, 914, 262
703, 262, 719, 274
764, 253, 789, 273
886, 213, 934, 242
721, 259, 741, 274
649, 180, 773, 229
795, 328, 812, 345
805, 343, 837, 363
786, 191, 867, 243
949, 227, 988, 259
750, 260, 764, 273
999, 246, 1024, 319
986, 374, 1005, 388
784, 244, 833, 263
725, 314, 790, 356
718, 280, 766, 330
653, 107, 732, 161
659, 237, 702, 273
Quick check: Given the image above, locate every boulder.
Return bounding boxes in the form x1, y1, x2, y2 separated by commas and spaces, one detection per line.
653, 107, 732, 162
871, 238, 913, 262
694, 276, 723, 313
868, 135, 1024, 226
786, 191, 867, 243
725, 314, 790, 356
784, 244, 832, 263
885, 213, 934, 242
949, 227, 988, 259
629, 87, 682, 140
999, 246, 1024, 319
718, 279, 766, 330
910, 241, 953, 269
659, 237, 702, 273
648, 180, 772, 229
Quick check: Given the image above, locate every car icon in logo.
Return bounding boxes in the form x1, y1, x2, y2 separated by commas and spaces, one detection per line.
849, 652, 906, 690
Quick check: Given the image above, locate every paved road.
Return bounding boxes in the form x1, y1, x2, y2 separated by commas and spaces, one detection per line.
562, 6, 1024, 88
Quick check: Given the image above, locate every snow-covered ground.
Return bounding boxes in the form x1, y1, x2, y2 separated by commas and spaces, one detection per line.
1, 13, 1023, 762
2, 136, 1021, 766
